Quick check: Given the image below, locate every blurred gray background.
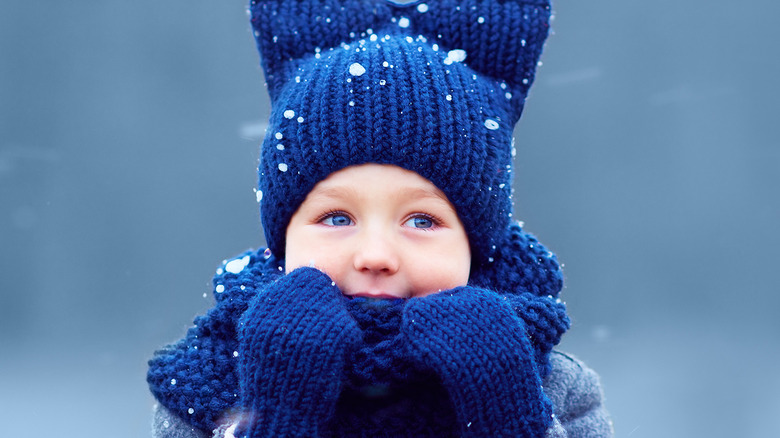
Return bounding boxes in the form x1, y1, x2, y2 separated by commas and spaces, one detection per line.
1, 0, 778, 436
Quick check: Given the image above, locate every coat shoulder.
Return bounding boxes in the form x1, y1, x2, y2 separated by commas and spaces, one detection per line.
543, 351, 614, 437
152, 403, 210, 438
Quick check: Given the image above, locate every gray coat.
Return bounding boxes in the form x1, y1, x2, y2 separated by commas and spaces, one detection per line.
151, 350, 612, 438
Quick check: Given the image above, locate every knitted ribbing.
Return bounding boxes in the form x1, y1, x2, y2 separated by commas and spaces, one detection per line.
147, 249, 283, 432
235, 267, 361, 438
148, 247, 566, 436
469, 222, 570, 377
402, 286, 553, 437
507, 291, 569, 377
470, 221, 564, 298
334, 297, 459, 436
344, 297, 412, 393
149, 218, 569, 434
152, 351, 614, 438
250, 0, 552, 266
149, 0, 573, 434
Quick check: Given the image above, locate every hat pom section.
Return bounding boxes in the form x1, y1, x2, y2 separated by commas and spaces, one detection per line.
250, 0, 393, 100
469, 221, 563, 298
413, 0, 552, 116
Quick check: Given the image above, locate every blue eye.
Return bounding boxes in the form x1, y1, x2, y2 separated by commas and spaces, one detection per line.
323, 213, 352, 226
405, 216, 434, 229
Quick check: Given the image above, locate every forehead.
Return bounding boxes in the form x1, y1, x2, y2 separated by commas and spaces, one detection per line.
309, 164, 450, 202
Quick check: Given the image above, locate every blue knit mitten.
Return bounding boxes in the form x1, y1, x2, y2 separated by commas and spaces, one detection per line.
235, 267, 361, 438
402, 286, 553, 437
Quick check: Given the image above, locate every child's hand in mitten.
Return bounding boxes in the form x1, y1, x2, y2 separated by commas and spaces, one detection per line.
401, 286, 553, 438
236, 267, 361, 438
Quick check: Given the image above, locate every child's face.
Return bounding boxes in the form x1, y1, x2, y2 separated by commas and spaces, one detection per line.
285, 164, 471, 299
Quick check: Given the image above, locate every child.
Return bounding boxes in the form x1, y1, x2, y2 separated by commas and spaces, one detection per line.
148, 0, 612, 436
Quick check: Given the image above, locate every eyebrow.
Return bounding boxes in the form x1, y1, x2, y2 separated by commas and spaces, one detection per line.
397, 186, 451, 204
314, 185, 450, 204
312, 185, 361, 201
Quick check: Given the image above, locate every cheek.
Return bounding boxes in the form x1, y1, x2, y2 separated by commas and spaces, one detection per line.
408, 239, 471, 296
440, 232, 472, 287
285, 234, 346, 283
284, 231, 317, 274
285, 245, 326, 273
437, 256, 471, 289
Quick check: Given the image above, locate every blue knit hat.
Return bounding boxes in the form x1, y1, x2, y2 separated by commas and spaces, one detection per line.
251, 0, 552, 267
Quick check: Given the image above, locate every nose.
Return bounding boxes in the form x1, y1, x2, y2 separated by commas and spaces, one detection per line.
352, 229, 400, 275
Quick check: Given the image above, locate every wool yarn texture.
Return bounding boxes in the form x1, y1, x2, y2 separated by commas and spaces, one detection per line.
147, 247, 568, 437
235, 268, 362, 437
148, 0, 573, 436
148, 235, 569, 435
251, 0, 553, 267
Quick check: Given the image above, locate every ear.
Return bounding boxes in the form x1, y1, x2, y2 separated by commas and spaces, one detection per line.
410, 0, 552, 100
249, 0, 395, 100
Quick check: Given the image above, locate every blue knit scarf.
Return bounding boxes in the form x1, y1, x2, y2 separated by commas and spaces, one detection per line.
147, 223, 569, 437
